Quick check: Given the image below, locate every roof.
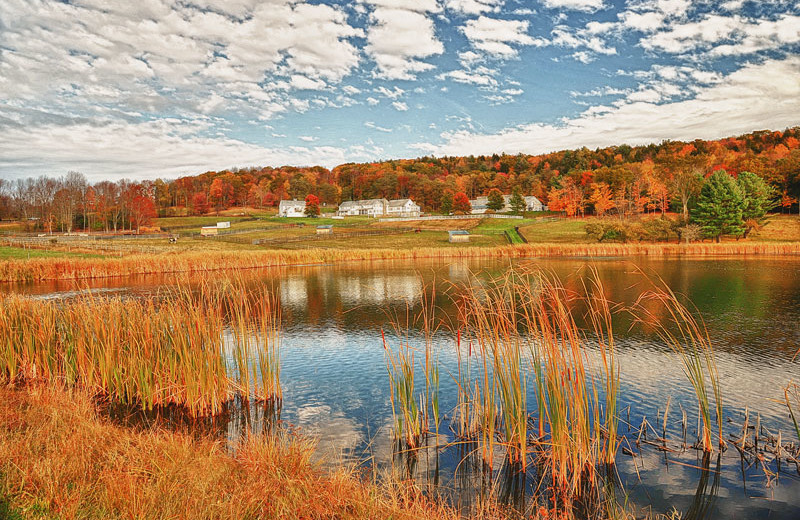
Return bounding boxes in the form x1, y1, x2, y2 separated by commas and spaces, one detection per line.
387, 198, 415, 207
279, 199, 305, 207
339, 198, 386, 209
448, 230, 470, 235
317, 225, 333, 229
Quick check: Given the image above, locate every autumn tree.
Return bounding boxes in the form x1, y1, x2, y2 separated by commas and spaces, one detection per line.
130, 193, 156, 232
671, 168, 704, 222
588, 182, 615, 216
453, 192, 471, 214
486, 188, 505, 212
304, 194, 320, 217
192, 192, 209, 215
692, 171, 745, 242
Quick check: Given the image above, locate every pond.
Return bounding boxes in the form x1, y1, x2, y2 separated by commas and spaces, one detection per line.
4, 256, 800, 518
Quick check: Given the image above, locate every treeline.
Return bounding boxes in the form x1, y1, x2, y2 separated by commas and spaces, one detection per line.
0, 172, 156, 233
1, 128, 798, 233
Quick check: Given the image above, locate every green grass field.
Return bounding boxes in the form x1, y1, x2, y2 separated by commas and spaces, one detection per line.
1, 214, 798, 260
0, 245, 104, 261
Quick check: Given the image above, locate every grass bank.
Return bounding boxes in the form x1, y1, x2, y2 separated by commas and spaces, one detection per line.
1, 241, 799, 283
0, 384, 456, 520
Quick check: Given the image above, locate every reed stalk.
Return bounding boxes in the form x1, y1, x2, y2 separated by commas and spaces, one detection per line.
3, 241, 799, 283
0, 276, 282, 416
630, 280, 724, 452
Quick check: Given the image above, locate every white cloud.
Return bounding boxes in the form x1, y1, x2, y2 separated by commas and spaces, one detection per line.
375, 86, 405, 99
462, 16, 546, 58
298, 135, 318, 142
438, 69, 499, 86
0, 0, 363, 122
366, 97, 380, 105
364, 7, 444, 79
539, 0, 606, 12
0, 118, 381, 178
391, 101, 410, 111
365, 121, 393, 132
446, 0, 505, 15
359, 0, 442, 13
425, 57, 800, 158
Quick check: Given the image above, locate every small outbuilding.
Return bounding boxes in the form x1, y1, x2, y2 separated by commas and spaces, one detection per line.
200, 226, 218, 236
316, 225, 333, 235
448, 230, 470, 243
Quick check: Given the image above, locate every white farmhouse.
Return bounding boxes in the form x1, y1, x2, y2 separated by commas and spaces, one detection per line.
337, 198, 388, 217
386, 198, 421, 217
278, 199, 306, 217
524, 196, 548, 212
469, 194, 547, 214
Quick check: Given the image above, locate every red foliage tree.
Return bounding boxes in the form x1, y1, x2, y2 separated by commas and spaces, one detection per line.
304, 194, 320, 217
192, 192, 209, 215
453, 192, 472, 214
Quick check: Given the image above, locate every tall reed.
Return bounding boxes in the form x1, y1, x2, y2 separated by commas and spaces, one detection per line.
630, 280, 724, 452
0, 277, 282, 416
2, 241, 799, 282
453, 267, 620, 497
786, 383, 800, 443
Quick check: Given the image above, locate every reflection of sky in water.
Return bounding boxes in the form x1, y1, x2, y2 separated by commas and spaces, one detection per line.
6, 256, 800, 518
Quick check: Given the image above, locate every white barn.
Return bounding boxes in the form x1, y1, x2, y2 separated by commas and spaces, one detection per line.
386, 198, 421, 217
278, 199, 306, 217
337, 199, 388, 217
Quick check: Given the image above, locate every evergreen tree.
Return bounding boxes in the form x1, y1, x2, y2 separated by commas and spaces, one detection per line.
692, 171, 745, 242
486, 188, 505, 211
509, 188, 526, 214
440, 190, 454, 215
737, 171, 774, 237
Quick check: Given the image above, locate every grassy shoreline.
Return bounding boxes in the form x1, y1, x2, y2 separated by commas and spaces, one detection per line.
0, 384, 457, 520
1, 241, 799, 282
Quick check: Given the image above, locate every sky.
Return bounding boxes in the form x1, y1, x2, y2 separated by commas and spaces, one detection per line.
1, 0, 799, 181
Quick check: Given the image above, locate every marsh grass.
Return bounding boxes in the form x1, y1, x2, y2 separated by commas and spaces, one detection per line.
2, 241, 799, 282
0, 276, 281, 416
786, 383, 800, 443
630, 280, 724, 452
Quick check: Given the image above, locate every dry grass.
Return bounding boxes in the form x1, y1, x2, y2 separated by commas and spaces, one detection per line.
0, 384, 457, 520
1, 242, 799, 283
0, 277, 281, 415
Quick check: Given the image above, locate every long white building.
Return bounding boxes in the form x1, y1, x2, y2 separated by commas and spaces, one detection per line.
337, 198, 421, 217
469, 194, 547, 214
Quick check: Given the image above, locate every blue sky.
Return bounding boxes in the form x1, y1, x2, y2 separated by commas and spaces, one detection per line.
1, 0, 799, 180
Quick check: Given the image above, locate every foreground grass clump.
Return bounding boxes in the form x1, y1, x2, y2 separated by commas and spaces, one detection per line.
0, 384, 456, 520
0, 278, 281, 416
2, 241, 800, 282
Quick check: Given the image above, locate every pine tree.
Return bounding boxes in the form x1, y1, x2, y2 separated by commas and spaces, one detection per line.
486, 188, 505, 211
440, 191, 454, 215
737, 171, 774, 237
509, 188, 526, 214
692, 171, 745, 242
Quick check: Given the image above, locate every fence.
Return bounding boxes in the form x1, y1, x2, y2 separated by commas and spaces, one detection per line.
251, 228, 413, 246
379, 214, 523, 223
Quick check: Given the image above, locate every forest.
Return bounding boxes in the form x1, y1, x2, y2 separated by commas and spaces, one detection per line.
1, 127, 798, 234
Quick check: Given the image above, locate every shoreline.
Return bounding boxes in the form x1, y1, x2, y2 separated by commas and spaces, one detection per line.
2, 241, 800, 283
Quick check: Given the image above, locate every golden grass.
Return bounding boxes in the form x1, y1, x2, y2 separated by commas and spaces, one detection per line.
0, 383, 457, 520
0, 277, 281, 416
2, 241, 799, 283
